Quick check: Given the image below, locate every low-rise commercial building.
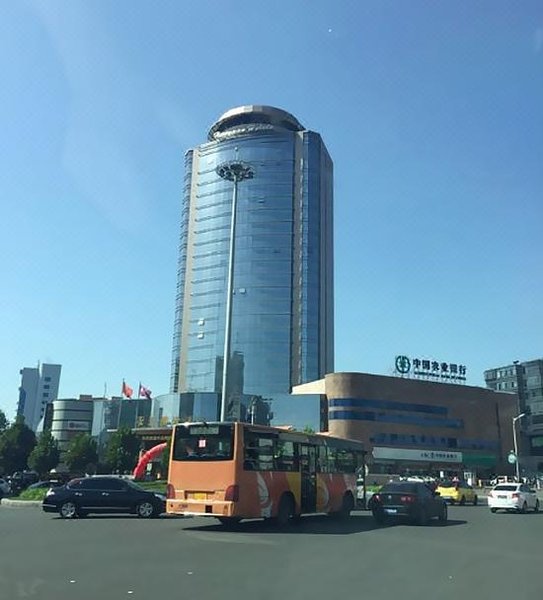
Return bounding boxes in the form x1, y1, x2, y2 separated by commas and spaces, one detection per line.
293, 372, 517, 478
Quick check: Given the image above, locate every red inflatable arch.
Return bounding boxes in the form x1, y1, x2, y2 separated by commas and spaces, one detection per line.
133, 442, 168, 480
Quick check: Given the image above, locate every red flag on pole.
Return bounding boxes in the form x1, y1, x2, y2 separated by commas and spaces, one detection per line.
122, 380, 133, 398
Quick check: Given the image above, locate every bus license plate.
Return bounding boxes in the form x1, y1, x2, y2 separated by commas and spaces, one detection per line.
194, 493, 207, 501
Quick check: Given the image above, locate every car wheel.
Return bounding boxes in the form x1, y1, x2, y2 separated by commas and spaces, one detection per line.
520, 502, 528, 514
534, 500, 540, 513
275, 494, 296, 528
490, 508, 497, 513
59, 501, 78, 519
473, 495, 478, 506
459, 496, 466, 506
438, 504, 448, 525
136, 501, 156, 519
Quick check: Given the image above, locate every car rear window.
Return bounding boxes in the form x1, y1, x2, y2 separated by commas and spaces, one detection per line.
494, 485, 518, 491
380, 483, 417, 494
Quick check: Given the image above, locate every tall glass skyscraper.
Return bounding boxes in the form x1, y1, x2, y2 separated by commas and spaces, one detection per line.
170, 106, 333, 429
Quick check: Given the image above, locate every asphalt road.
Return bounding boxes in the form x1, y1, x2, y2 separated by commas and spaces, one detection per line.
1, 504, 542, 600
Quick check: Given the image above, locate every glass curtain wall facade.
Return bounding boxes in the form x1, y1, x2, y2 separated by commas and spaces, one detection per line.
170, 106, 333, 429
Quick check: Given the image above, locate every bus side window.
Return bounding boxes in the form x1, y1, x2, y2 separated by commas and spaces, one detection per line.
327, 446, 338, 473
336, 449, 356, 474
243, 433, 259, 470
318, 446, 329, 473
274, 440, 297, 472
243, 433, 274, 471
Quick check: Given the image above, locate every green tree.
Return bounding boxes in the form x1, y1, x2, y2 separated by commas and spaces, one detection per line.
65, 433, 98, 474
302, 425, 316, 434
105, 427, 141, 474
0, 416, 36, 474
28, 431, 60, 477
0, 409, 9, 434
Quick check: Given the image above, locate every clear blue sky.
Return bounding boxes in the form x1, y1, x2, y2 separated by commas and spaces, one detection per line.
1, 1, 542, 418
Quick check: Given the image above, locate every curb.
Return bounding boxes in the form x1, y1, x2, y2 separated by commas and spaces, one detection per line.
1, 498, 42, 508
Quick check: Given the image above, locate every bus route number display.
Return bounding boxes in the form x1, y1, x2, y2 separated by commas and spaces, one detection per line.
189, 426, 219, 435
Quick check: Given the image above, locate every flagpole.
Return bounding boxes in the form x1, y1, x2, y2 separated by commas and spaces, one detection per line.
118, 380, 124, 430
134, 382, 141, 429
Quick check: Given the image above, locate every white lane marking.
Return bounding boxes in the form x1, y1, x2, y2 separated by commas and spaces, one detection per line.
184, 532, 277, 545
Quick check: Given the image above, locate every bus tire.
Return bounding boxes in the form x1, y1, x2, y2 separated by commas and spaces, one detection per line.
275, 494, 295, 528
331, 492, 354, 520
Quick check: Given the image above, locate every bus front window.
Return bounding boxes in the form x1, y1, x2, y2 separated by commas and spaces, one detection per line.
172, 424, 234, 461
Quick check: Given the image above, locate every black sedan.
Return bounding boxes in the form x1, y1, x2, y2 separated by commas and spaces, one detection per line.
371, 481, 447, 525
42, 476, 165, 519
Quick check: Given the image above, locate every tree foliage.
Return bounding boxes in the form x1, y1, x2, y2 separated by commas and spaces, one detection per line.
28, 431, 60, 477
65, 433, 98, 474
0, 417, 36, 475
105, 428, 141, 474
0, 426, 35, 475
0, 409, 8, 434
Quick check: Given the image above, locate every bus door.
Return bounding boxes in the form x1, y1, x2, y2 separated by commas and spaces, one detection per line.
299, 444, 317, 513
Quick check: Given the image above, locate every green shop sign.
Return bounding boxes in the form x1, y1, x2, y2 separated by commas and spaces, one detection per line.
462, 453, 497, 466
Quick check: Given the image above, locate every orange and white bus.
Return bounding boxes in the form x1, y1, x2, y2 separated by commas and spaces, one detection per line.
166, 421, 365, 526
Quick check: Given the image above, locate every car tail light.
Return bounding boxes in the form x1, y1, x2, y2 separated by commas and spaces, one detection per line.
225, 485, 239, 502
400, 495, 416, 503
512, 493, 519, 499
166, 484, 175, 499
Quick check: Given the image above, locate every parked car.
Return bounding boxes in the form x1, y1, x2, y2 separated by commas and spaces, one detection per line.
490, 475, 517, 486
435, 480, 478, 505
27, 480, 64, 491
371, 481, 447, 525
488, 483, 540, 513
9, 471, 39, 494
42, 476, 166, 519
0, 477, 12, 497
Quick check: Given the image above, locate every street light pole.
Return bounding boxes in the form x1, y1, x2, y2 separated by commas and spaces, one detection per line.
512, 413, 526, 482
216, 158, 254, 422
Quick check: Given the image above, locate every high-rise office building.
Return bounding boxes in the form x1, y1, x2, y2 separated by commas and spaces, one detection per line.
484, 359, 543, 473
170, 105, 333, 428
17, 363, 62, 431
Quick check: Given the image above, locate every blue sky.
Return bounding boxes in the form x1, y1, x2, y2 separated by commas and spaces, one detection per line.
1, 1, 542, 418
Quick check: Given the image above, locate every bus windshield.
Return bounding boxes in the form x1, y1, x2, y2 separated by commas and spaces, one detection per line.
172, 423, 234, 461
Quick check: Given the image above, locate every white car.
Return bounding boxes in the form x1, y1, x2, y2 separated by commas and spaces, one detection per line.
488, 483, 539, 513
0, 478, 11, 496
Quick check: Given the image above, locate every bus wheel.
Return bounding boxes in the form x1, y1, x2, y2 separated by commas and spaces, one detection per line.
332, 493, 354, 520
276, 494, 295, 527
217, 517, 241, 529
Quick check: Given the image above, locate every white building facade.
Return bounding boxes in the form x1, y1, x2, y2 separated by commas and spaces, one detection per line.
17, 363, 61, 431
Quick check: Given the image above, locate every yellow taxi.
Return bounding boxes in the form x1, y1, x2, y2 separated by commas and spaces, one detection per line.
436, 480, 478, 505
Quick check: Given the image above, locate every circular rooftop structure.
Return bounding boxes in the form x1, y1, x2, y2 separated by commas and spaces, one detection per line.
208, 105, 304, 141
